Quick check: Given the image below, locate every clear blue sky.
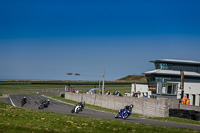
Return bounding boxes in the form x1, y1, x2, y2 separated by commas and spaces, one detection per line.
1, 0, 200, 81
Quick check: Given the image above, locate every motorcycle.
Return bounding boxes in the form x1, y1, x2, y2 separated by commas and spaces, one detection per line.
115, 104, 133, 119
39, 99, 50, 109
71, 102, 85, 114
21, 100, 26, 107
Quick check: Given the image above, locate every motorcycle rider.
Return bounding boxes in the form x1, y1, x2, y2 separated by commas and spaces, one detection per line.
71, 100, 85, 113
22, 96, 27, 102
47, 99, 50, 104
78, 100, 85, 111
41, 99, 50, 107
75, 100, 85, 111
118, 104, 133, 114
21, 96, 27, 107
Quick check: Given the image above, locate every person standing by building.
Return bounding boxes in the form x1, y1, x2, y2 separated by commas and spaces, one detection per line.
182, 95, 187, 104
186, 98, 190, 105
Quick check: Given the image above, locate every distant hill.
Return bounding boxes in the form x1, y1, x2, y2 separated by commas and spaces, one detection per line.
116, 75, 147, 83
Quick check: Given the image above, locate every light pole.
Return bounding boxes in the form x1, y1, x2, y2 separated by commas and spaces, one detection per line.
102, 69, 105, 95
66, 70, 105, 95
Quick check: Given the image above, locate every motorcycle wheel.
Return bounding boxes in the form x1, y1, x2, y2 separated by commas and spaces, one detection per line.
115, 113, 119, 119
39, 104, 44, 109
122, 113, 129, 119
21, 101, 24, 107
76, 108, 80, 114
71, 109, 75, 113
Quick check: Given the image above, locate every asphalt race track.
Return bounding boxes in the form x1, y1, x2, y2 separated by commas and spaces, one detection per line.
4, 94, 200, 130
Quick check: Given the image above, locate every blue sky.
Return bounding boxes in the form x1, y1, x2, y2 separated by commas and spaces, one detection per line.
0, 0, 200, 81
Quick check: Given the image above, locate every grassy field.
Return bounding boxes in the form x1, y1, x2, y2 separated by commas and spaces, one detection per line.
0, 84, 131, 96
0, 102, 199, 133
0, 84, 65, 90
0, 84, 131, 89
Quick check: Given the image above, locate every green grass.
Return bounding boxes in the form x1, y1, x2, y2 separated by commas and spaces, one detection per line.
46, 95, 200, 126
0, 102, 198, 133
0, 84, 130, 90
117, 75, 147, 83
0, 84, 65, 90
105, 88, 131, 96
149, 117, 200, 126
0, 84, 131, 96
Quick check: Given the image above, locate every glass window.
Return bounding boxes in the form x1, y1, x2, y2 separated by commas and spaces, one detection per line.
160, 63, 168, 70
159, 83, 178, 95
172, 84, 177, 94
167, 84, 172, 94
155, 63, 160, 69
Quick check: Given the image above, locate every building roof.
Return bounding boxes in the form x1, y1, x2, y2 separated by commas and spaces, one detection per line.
150, 59, 200, 65
143, 69, 200, 77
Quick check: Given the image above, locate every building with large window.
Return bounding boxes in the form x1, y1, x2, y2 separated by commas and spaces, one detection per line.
131, 59, 200, 106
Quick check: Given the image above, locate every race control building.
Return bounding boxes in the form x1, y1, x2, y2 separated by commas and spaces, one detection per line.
131, 59, 200, 106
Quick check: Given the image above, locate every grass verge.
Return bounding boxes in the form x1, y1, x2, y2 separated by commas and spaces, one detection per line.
0, 102, 198, 133
0, 84, 65, 90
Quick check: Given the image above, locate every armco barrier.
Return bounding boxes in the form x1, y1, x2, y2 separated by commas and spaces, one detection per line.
65, 92, 174, 117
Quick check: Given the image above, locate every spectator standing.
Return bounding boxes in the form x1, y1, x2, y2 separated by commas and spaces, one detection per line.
186, 98, 190, 105
117, 91, 122, 97
115, 91, 118, 95
182, 95, 187, 104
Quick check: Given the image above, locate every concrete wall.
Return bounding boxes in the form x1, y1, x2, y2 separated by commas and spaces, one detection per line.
180, 104, 200, 112
65, 92, 174, 117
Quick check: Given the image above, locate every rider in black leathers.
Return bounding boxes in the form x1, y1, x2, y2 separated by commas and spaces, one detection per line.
41, 99, 50, 107
118, 104, 133, 114
21, 96, 27, 107
77, 101, 85, 111
22, 96, 27, 102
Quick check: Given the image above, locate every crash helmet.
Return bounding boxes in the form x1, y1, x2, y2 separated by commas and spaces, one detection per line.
130, 104, 134, 108
82, 100, 85, 104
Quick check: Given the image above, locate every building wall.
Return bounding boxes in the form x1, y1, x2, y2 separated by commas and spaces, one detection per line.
131, 82, 200, 106
184, 82, 200, 94
184, 82, 200, 106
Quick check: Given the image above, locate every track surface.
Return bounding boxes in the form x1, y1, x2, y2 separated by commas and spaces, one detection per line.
6, 94, 200, 130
